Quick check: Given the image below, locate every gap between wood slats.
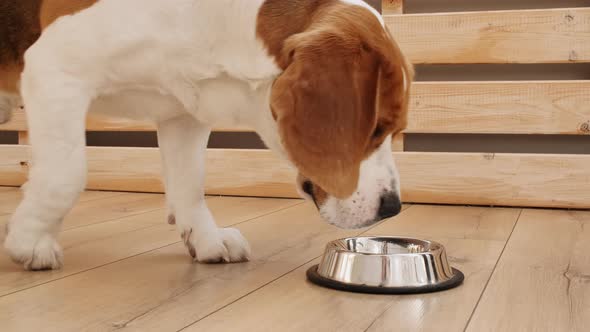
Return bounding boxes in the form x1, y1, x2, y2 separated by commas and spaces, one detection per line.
1, 146, 588, 209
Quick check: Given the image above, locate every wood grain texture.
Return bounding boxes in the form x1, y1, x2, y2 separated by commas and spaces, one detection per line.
3, 195, 587, 331
0, 187, 123, 215
0, 203, 369, 332
17, 132, 29, 145
4, 81, 589, 135
382, 0, 402, 15
0, 195, 301, 296
191, 205, 520, 331
1, 146, 589, 208
386, 8, 590, 64
408, 81, 590, 135
0, 109, 250, 132
397, 152, 590, 209
467, 209, 590, 332
0, 146, 297, 197
392, 133, 404, 151
61, 193, 166, 229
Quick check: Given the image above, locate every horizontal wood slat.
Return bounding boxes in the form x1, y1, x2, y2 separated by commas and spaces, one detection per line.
397, 152, 590, 208
0, 146, 295, 198
3, 81, 588, 135
386, 8, 590, 64
0, 110, 250, 132
1, 146, 588, 208
408, 81, 590, 134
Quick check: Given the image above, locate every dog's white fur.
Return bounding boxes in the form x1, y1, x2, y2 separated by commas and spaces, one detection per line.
4, 0, 402, 269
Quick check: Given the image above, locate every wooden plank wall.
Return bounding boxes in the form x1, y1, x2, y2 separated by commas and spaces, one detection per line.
2, 146, 589, 208
6, 80, 590, 135
0, 0, 589, 209
386, 8, 590, 64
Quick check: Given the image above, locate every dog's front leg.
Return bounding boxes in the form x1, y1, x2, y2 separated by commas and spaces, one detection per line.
4, 56, 90, 271
157, 115, 250, 263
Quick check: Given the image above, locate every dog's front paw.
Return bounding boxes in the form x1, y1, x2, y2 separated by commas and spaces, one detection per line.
4, 225, 63, 271
181, 227, 251, 263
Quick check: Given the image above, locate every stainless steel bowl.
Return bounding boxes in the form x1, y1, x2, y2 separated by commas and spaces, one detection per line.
307, 236, 464, 294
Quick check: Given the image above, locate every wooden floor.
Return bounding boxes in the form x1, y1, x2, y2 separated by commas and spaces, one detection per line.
0, 187, 588, 332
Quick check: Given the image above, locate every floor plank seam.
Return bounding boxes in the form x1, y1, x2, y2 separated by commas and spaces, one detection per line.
111, 282, 202, 330
0, 199, 304, 298
363, 300, 398, 332
116, 200, 309, 331
462, 208, 523, 332
228, 200, 306, 228
63, 196, 299, 234
60, 222, 165, 251
176, 205, 417, 332
5, 203, 585, 330
2, 193, 163, 230
74, 191, 128, 202
59, 191, 222, 232
62, 206, 167, 232
46, 191, 126, 204
176, 255, 322, 332
0, 241, 180, 299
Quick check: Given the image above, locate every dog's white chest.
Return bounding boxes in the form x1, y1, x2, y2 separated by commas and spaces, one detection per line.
60, 0, 282, 126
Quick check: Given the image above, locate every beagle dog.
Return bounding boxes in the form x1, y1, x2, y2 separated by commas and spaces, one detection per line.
1, 0, 413, 270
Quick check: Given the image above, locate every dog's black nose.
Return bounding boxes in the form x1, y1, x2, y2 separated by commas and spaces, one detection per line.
377, 192, 402, 220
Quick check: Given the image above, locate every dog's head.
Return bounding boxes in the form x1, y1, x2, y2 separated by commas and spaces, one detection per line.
259, 1, 413, 229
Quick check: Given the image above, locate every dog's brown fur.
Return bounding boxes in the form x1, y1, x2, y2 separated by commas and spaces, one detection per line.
257, 0, 413, 199
0, 0, 97, 93
0, 0, 42, 92
2, 0, 412, 202
39, 0, 99, 29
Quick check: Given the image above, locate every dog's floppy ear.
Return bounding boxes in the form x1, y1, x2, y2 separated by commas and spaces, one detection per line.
375, 26, 414, 140
270, 30, 381, 198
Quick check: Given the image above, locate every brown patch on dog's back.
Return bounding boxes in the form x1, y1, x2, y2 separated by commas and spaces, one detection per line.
39, 0, 99, 29
0, 1, 43, 75
0, 0, 99, 93
0, 0, 42, 64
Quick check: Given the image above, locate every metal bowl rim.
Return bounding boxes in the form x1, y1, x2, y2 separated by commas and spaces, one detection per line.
324, 236, 443, 257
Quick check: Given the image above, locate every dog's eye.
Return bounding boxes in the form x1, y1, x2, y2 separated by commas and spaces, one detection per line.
302, 181, 314, 197
372, 125, 384, 139
361, 42, 371, 53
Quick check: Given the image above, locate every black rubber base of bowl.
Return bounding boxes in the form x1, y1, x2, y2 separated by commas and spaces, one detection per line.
306, 265, 464, 295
